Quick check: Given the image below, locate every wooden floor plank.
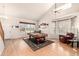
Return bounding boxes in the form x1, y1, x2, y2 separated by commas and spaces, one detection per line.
1, 39, 78, 56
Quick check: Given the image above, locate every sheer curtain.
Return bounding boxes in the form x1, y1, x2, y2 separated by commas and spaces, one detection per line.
58, 19, 71, 35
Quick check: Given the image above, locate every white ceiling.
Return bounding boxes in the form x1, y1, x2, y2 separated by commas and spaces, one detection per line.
0, 3, 55, 21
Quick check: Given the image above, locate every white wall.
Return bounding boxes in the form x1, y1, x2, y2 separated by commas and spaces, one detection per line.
38, 3, 79, 39
0, 16, 36, 39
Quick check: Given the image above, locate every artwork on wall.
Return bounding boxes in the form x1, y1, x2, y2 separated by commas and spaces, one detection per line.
15, 26, 19, 28
12, 25, 19, 28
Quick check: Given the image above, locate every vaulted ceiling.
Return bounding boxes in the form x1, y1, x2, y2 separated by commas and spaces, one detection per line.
0, 3, 65, 21
0, 3, 54, 20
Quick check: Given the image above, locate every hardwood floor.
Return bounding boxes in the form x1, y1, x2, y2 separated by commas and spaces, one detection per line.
1, 39, 78, 56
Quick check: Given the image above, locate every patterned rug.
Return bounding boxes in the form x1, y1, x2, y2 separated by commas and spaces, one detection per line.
24, 39, 54, 51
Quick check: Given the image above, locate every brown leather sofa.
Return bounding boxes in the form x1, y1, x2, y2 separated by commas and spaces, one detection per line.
59, 33, 74, 44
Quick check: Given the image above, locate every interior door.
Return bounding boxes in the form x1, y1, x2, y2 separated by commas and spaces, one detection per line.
0, 21, 4, 55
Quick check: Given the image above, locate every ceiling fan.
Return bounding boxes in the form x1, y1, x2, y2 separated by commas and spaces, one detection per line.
54, 3, 72, 13
53, 3, 60, 14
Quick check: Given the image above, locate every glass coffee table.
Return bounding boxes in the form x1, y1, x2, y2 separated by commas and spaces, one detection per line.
68, 39, 79, 48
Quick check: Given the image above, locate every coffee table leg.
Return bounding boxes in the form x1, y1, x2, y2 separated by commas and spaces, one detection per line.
71, 42, 73, 47
77, 42, 78, 47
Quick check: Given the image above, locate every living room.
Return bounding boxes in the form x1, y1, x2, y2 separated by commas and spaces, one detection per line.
0, 3, 79, 56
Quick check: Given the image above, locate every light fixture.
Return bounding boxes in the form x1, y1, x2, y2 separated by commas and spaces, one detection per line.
40, 23, 48, 26
39, 23, 48, 29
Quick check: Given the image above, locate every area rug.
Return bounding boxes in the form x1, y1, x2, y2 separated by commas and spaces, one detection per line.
23, 39, 54, 51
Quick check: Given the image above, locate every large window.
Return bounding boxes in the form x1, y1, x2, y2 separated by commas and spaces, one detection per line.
58, 19, 71, 35
53, 17, 76, 35
19, 22, 35, 33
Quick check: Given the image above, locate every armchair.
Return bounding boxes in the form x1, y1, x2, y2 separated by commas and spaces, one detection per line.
59, 33, 74, 44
